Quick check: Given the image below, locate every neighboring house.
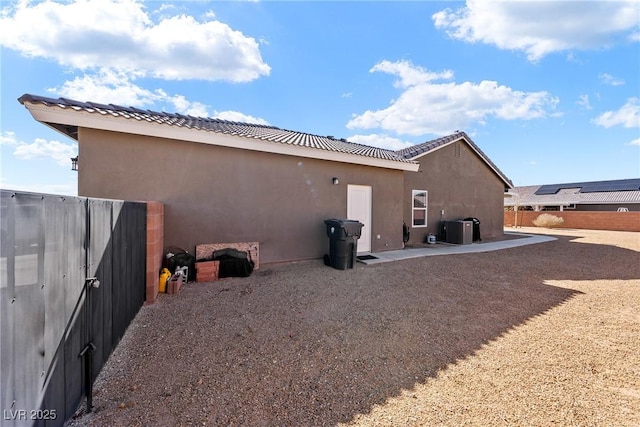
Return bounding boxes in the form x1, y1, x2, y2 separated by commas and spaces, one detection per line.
505, 179, 640, 212
18, 94, 512, 264
397, 132, 514, 243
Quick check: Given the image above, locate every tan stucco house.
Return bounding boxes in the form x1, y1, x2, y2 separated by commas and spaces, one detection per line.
398, 132, 513, 243
18, 94, 512, 264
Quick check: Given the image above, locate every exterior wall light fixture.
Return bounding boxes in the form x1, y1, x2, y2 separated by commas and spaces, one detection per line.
71, 156, 78, 171
332, 177, 339, 185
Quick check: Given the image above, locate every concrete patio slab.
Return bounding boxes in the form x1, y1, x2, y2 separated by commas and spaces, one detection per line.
358, 232, 557, 265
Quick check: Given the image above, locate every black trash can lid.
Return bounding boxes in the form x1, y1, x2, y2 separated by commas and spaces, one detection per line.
342, 221, 363, 237
324, 218, 363, 237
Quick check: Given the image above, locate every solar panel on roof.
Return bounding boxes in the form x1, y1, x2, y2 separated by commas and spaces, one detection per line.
534, 185, 562, 195
535, 179, 640, 195
581, 180, 640, 192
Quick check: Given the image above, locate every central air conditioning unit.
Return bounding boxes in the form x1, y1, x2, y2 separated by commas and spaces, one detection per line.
445, 220, 473, 245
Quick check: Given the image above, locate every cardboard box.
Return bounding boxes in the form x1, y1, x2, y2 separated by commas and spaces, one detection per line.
167, 275, 183, 294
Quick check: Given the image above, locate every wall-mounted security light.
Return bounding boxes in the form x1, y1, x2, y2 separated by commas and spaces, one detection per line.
332, 177, 339, 185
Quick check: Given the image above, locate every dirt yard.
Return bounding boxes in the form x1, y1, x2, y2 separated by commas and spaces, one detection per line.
69, 228, 639, 426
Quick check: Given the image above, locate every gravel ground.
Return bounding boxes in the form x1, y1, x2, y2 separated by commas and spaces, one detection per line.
68, 228, 639, 426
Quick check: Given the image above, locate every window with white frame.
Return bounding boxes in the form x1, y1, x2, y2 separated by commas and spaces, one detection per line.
412, 190, 428, 227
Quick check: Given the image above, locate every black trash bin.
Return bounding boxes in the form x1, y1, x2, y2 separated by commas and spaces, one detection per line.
324, 218, 363, 270
463, 217, 481, 241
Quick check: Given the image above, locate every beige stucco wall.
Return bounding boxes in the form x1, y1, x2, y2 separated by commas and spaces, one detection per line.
403, 141, 507, 243
78, 128, 404, 264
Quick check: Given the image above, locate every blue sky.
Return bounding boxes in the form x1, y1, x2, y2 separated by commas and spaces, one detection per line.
1, 0, 639, 196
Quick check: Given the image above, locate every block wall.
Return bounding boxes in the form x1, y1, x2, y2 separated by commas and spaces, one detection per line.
146, 201, 164, 304
504, 210, 640, 232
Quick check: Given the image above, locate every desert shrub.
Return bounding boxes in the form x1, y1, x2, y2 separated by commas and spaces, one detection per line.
533, 213, 565, 228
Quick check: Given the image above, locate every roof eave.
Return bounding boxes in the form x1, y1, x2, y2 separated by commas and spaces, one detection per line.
21, 101, 418, 172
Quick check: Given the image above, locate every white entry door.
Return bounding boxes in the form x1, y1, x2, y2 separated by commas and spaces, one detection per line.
347, 184, 372, 253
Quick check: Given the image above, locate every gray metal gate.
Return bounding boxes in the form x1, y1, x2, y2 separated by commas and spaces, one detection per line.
0, 190, 146, 426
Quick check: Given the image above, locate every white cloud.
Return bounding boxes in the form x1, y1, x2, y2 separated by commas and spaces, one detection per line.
599, 73, 625, 86
49, 70, 268, 123
50, 69, 163, 107
347, 134, 414, 151
0, 131, 19, 146
629, 138, 640, 146
0, 180, 77, 196
577, 94, 592, 110
370, 60, 454, 88
347, 60, 559, 136
0, 0, 270, 82
593, 98, 640, 128
167, 94, 211, 117
2, 130, 77, 167
213, 110, 270, 125
432, 0, 640, 62
13, 138, 78, 167
566, 52, 583, 64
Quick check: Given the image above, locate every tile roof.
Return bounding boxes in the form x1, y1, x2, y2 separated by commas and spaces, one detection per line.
18, 94, 415, 166
396, 131, 513, 188
505, 179, 640, 206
